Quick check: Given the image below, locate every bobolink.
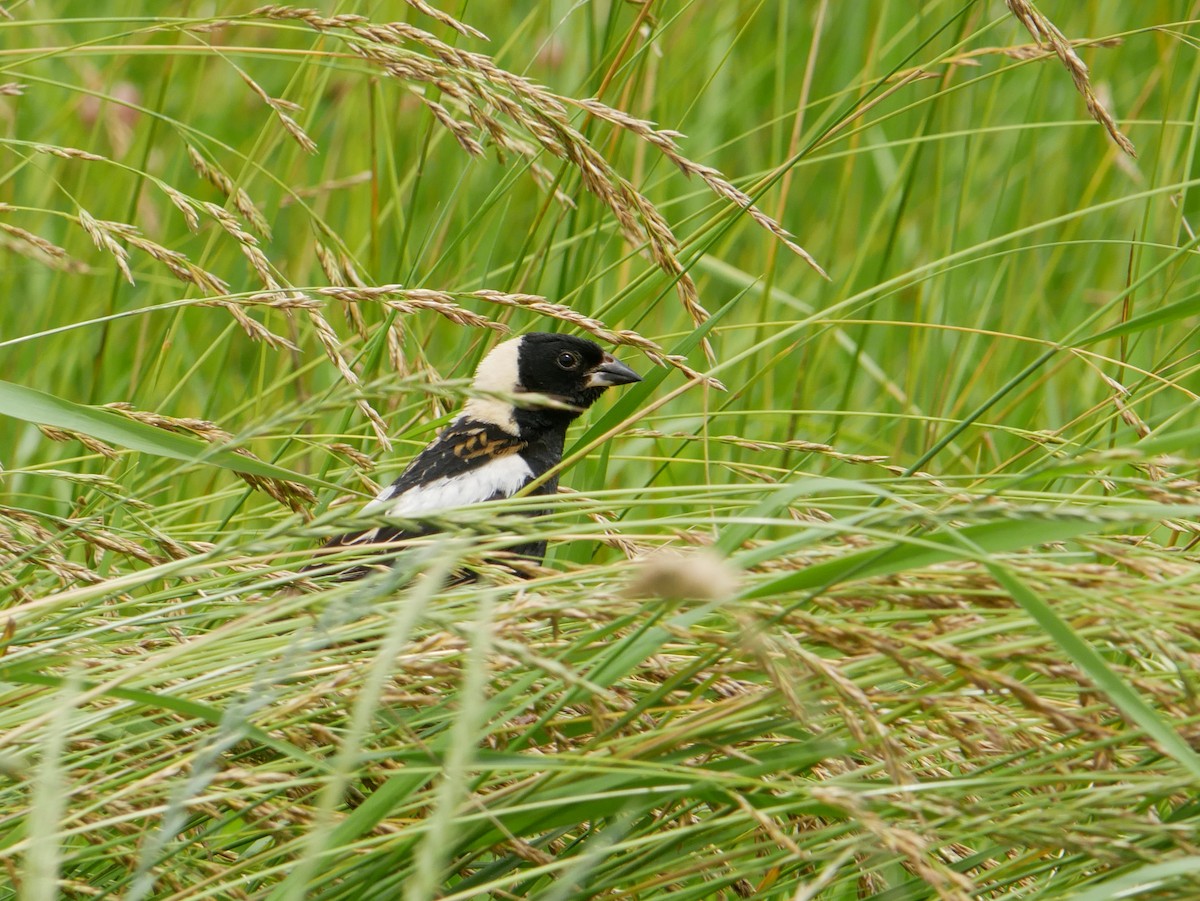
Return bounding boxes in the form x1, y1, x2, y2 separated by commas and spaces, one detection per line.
314, 332, 642, 578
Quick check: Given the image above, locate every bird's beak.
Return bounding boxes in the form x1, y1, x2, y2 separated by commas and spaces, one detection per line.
585, 354, 642, 388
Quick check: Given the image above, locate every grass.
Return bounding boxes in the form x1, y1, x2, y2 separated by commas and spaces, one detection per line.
3, 0, 1200, 898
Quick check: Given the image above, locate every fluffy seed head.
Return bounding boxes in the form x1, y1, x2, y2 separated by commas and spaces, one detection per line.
623, 548, 741, 601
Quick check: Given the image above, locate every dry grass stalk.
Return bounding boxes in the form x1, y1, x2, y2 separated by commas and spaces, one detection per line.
629, 428, 887, 465
1005, 0, 1137, 157
627, 428, 949, 489
7, 535, 1198, 887
201, 202, 275, 288
328, 442, 374, 471
78, 526, 167, 566
76, 207, 230, 297
103, 403, 316, 512
235, 69, 318, 154
302, 305, 393, 450
229, 292, 321, 311
244, 5, 825, 354
77, 209, 134, 283
160, 183, 202, 231
196, 201, 296, 350
316, 286, 506, 332
811, 786, 974, 900
38, 425, 118, 459
552, 485, 642, 559
0, 216, 76, 269
1100, 375, 1197, 531
385, 325, 407, 376
888, 36, 1124, 81
115, 189, 304, 347
32, 143, 105, 161
574, 97, 828, 279
422, 96, 484, 155
187, 145, 273, 237
0, 234, 82, 271
182, 201, 392, 448
315, 285, 721, 388
403, 0, 487, 40
283, 171, 373, 203
0, 508, 106, 586
313, 241, 345, 286
315, 242, 369, 340
124, 232, 229, 295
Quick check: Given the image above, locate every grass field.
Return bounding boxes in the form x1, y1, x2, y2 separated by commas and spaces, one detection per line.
3, 1, 1200, 898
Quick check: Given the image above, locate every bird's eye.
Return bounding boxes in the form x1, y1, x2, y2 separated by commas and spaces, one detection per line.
556, 351, 581, 370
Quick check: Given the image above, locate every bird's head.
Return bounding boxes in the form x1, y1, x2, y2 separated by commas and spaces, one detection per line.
464, 332, 642, 435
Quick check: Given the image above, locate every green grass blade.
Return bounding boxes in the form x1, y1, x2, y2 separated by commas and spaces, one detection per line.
743, 514, 1101, 598
0, 378, 332, 490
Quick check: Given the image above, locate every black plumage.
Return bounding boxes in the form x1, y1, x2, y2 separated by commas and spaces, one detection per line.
311, 332, 641, 578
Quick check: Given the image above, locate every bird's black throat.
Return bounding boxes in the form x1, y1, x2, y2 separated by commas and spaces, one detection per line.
510, 389, 601, 439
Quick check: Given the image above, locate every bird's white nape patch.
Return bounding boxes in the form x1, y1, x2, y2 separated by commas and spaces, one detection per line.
366, 452, 533, 518
462, 337, 523, 434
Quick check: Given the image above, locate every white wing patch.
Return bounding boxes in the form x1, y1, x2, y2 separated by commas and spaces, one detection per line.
364, 453, 533, 517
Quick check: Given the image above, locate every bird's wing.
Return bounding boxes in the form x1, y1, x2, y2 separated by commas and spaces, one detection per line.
316, 421, 531, 560
370, 421, 529, 508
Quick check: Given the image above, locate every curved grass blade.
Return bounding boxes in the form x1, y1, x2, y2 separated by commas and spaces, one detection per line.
1071, 857, 1200, 901
1076, 291, 1200, 347
0, 379, 335, 491
743, 514, 1100, 598
0, 668, 327, 775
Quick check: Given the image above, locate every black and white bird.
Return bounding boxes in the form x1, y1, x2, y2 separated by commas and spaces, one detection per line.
314, 332, 642, 578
